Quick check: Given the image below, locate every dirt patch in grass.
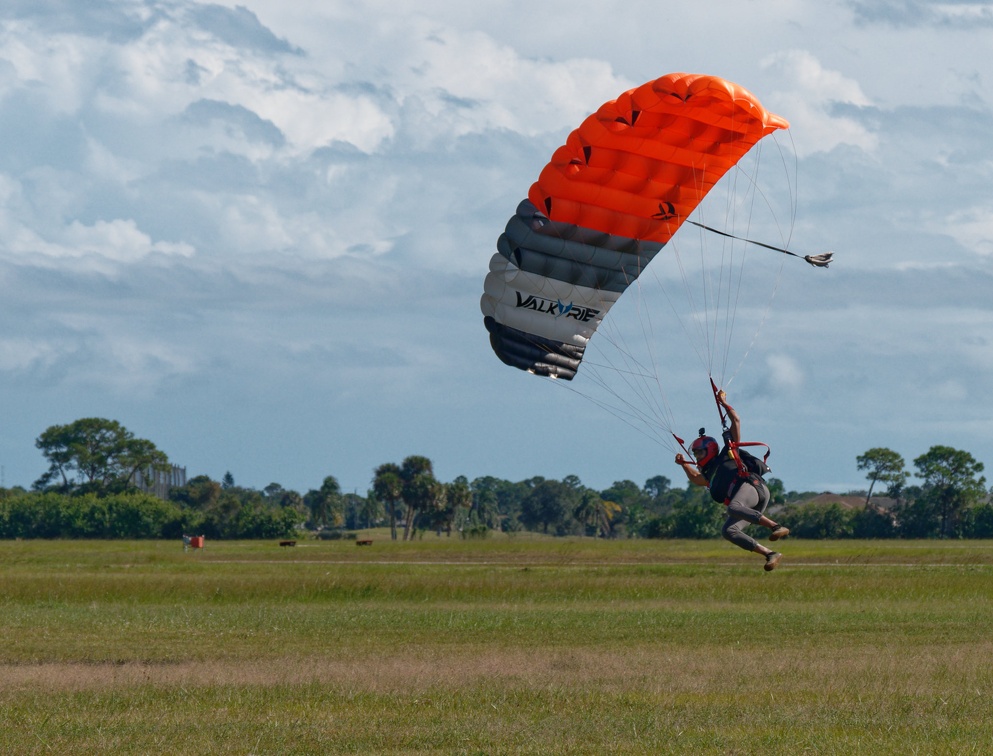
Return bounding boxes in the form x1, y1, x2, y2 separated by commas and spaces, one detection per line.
4, 642, 992, 698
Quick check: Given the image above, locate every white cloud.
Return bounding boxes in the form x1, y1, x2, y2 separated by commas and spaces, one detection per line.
2, 5, 395, 157
931, 378, 968, 403
765, 353, 806, 393
3, 0, 993, 496
379, 19, 629, 138
0, 26, 106, 114
762, 50, 878, 155
945, 206, 993, 257
61, 219, 195, 261
1, 216, 193, 270
849, 1, 993, 28
0, 337, 61, 373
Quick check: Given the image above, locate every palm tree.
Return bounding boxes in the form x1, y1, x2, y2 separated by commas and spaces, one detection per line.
399, 455, 436, 541
576, 490, 621, 538
575, 490, 600, 537
373, 463, 403, 540
359, 495, 384, 529
442, 476, 473, 536
309, 475, 342, 529
594, 499, 622, 538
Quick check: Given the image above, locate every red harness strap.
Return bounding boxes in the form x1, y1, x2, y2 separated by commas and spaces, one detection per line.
727, 440, 771, 477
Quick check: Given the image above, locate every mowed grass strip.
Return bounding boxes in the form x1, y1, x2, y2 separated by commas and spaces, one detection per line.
1, 538, 992, 753
3, 646, 993, 753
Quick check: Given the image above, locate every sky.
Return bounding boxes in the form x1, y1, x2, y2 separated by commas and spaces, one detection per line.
2, 0, 993, 497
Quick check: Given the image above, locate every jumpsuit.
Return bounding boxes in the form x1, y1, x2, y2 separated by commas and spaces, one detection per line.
702, 448, 771, 552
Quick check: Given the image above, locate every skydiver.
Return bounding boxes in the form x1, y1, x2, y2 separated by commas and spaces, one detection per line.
674, 391, 790, 571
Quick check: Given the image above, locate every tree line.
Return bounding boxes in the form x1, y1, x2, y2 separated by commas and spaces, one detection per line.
786, 445, 992, 539
1, 418, 991, 540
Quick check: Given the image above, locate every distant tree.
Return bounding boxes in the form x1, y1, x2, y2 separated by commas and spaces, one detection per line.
600, 480, 649, 536
765, 477, 787, 505
575, 489, 621, 538
670, 485, 723, 538
470, 476, 527, 532
856, 448, 909, 505
399, 456, 442, 540
443, 476, 473, 536
781, 501, 854, 539
169, 475, 221, 510
520, 479, 579, 534
0, 490, 193, 539
358, 494, 384, 529
373, 463, 403, 540
341, 492, 368, 530
574, 489, 599, 537
850, 504, 896, 538
895, 492, 938, 539
222, 472, 235, 489
34, 418, 170, 495
279, 490, 304, 509
307, 476, 343, 529
263, 483, 285, 500
468, 481, 500, 531
961, 499, 993, 538
562, 474, 584, 490
643, 475, 671, 501
911, 446, 986, 538
599, 498, 622, 537
200, 483, 260, 538
166, 474, 306, 539
631, 475, 676, 537
600, 480, 646, 509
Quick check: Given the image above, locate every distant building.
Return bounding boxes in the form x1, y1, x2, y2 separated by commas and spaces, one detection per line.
132, 465, 187, 499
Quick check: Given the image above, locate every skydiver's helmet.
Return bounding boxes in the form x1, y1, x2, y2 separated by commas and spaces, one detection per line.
691, 433, 719, 467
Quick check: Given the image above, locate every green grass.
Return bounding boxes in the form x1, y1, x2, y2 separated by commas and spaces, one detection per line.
1, 537, 992, 753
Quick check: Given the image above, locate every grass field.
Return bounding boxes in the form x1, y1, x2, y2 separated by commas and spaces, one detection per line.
2, 535, 992, 754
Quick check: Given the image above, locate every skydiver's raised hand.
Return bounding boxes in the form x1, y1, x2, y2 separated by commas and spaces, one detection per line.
716, 390, 741, 443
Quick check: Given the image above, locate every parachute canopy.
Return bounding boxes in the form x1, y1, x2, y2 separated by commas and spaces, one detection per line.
481, 73, 789, 380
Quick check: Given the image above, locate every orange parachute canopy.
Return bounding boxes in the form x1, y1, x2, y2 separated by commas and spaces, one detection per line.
481, 72, 792, 380
528, 72, 789, 243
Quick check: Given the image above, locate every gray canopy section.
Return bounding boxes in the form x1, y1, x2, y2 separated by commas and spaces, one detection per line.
482, 200, 665, 380
499, 200, 664, 292
483, 317, 586, 379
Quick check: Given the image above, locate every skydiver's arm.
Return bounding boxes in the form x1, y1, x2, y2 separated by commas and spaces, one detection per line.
675, 454, 708, 487
718, 391, 741, 444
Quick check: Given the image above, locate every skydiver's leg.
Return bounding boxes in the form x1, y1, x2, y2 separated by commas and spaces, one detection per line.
722, 482, 780, 558
722, 484, 763, 552
721, 512, 756, 552
746, 480, 790, 540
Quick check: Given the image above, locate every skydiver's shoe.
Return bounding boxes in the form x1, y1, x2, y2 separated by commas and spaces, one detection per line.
769, 526, 790, 541
764, 552, 782, 571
